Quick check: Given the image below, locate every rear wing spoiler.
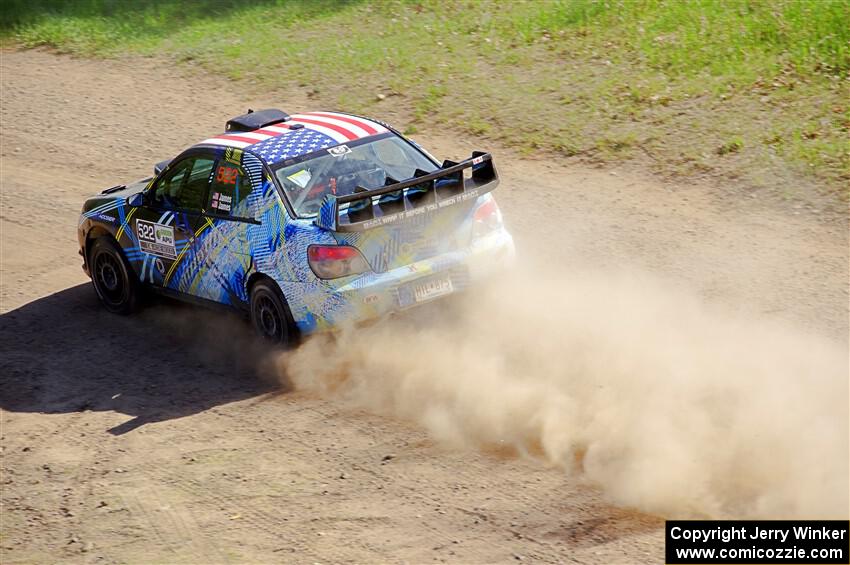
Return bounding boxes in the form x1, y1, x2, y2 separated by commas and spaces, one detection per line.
315, 151, 498, 232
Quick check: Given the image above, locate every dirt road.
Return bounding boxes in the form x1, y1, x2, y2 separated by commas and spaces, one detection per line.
1, 50, 847, 563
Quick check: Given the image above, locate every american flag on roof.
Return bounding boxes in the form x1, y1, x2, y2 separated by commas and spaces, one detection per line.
251, 128, 336, 164
198, 112, 388, 164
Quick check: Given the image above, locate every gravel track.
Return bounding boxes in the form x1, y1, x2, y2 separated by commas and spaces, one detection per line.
1, 49, 846, 564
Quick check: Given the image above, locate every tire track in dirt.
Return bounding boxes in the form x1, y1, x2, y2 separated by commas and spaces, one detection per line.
119, 486, 227, 563
128, 446, 332, 562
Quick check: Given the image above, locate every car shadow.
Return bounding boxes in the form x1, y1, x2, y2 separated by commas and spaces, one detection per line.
0, 284, 285, 435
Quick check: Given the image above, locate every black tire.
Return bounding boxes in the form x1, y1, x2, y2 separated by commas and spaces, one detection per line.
88, 236, 140, 315
250, 279, 297, 346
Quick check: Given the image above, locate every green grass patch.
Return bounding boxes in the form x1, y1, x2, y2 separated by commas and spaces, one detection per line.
5, 0, 849, 200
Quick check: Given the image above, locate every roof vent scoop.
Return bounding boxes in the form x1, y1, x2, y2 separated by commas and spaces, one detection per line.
225, 108, 290, 133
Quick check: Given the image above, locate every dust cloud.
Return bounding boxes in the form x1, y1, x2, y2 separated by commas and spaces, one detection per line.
278, 258, 848, 519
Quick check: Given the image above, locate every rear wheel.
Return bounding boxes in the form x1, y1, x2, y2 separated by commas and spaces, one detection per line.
250, 279, 296, 346
88, 236, 140, 314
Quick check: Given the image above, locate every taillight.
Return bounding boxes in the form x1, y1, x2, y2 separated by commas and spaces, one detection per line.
473, 197, 502, 237
307, 245, 371, 280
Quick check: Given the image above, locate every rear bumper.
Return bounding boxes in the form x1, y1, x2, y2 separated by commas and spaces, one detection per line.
288, 228, 515, 333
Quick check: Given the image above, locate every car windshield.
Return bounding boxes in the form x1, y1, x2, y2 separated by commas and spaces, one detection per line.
274, 135, 438, 217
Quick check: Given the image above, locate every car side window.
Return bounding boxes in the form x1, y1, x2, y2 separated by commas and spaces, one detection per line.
154, 157, 216, 211
154, 160, 190, 208
208, 161, 254, 215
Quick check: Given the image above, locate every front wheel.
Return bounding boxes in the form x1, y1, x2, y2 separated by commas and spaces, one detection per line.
250, 279, 297, 346
88, 236, 140, 315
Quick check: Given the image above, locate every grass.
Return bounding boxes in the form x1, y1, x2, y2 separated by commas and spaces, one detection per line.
4, 0, 849, 203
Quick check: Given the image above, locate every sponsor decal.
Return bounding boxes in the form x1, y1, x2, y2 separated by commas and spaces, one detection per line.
327, 145, 351, 157
472, 156, 484, 165
137, 219, 177, 259
211, 192, 233, 213
95, 213, 116, 223
155, 258, 165, 274
359, 189, 482, 229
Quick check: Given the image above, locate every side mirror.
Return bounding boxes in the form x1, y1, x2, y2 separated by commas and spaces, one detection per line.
154, 159, 172, 177
126, 192, 145, 207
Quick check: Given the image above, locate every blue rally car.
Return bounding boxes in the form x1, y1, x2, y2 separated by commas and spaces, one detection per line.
77, 109, 515, 344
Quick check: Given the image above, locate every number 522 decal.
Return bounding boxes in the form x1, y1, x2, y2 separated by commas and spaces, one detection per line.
137, 219, 177, 259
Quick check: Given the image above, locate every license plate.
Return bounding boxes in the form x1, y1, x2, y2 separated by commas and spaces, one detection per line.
413, 275, 453, 303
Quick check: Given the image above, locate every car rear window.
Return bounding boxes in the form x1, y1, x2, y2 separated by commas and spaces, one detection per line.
273, 135, 438, 217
